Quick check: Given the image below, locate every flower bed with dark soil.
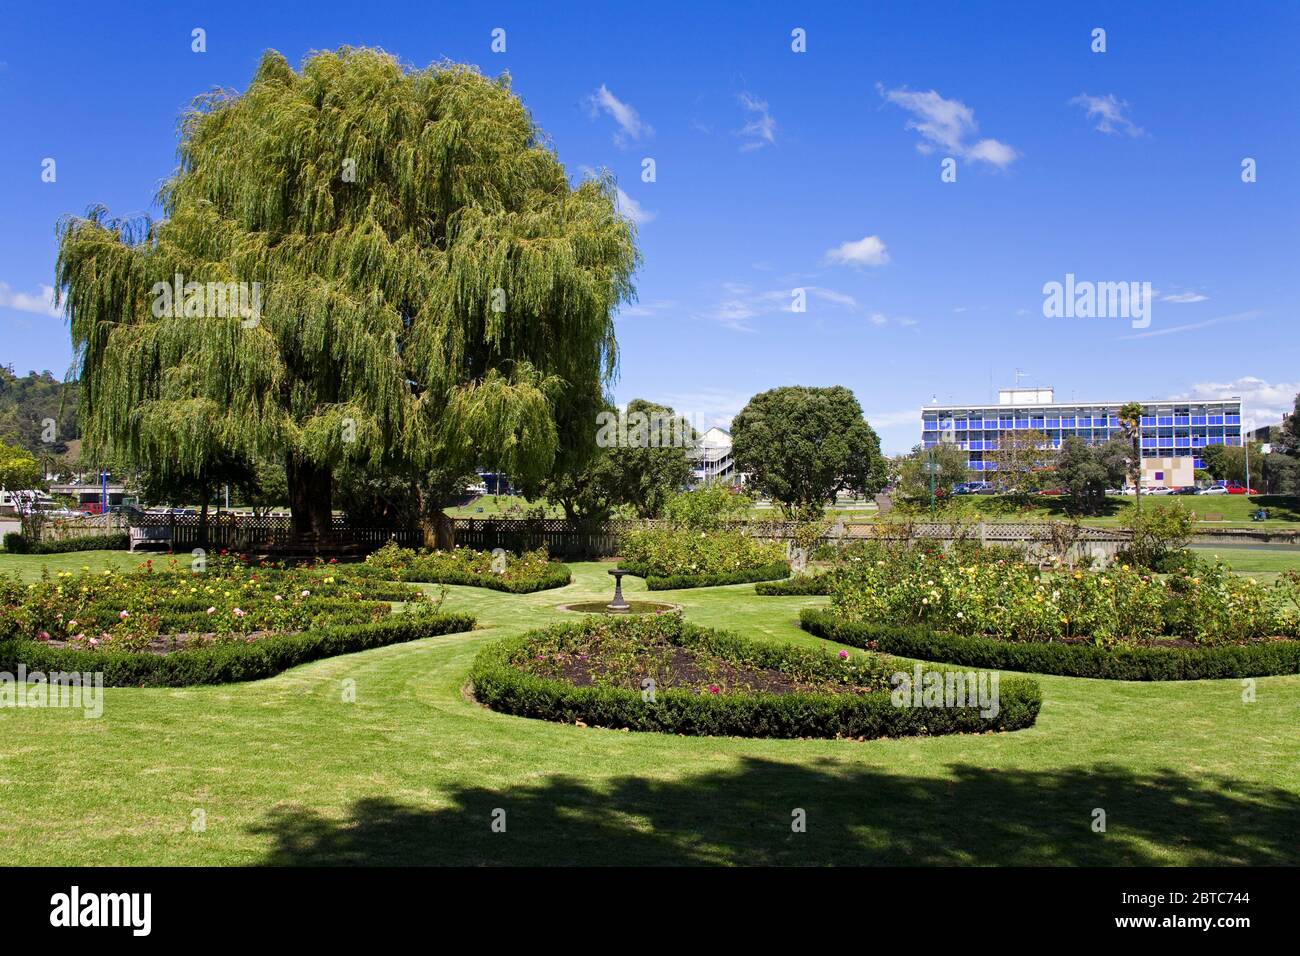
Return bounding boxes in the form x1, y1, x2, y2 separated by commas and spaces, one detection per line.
471, 613, 1041, 739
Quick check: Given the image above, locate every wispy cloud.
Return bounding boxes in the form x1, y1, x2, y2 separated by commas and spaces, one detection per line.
1070, 93, 1144, 136
615, 186, 655, 224
619, 298, 677, 318
736, 92, 776, 151
586, 84, 653, 146
1161, 291, 1208, 304
0, 282, 61, 318
825, 235, 890, 267
876, 84, 1018, 168
1120, 309, 1260, 340
695, 283, 858, 331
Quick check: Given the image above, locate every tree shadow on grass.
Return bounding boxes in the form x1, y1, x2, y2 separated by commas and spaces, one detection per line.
249, 757, 1299, 866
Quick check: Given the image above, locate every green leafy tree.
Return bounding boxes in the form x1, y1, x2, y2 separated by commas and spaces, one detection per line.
1120, 501, 1196, 569
988, 428, 1052, 497
56, 48, 637, 546
606, 399, 694, 518
892, 442, 968, 505
1276, 392, 1300, 456
1055, 436, 1124, 515
663, 481, 753, 530
731, 386, 886, 520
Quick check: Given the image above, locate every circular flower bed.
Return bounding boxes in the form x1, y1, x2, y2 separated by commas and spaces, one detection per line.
471, 614, 1041, 739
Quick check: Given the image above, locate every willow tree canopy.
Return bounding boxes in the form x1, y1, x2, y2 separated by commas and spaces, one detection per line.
56, 47, 638, 535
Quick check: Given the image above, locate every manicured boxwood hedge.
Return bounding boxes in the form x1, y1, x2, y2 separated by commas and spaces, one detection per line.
379, 563, 572, 593
0, 611, 476, 687
800, 608, 1300, 681
470, 619, 1041, 739
619, 561, 791, 591
754, 573, 835, 596
3, 532, 130, 554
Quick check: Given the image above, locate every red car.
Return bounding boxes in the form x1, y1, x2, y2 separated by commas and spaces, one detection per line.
1225, 483, 1258, 495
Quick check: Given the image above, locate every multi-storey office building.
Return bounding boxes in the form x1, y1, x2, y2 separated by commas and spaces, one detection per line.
921, 387, 1242, 486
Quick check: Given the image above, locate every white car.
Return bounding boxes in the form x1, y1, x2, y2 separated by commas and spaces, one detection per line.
1198, 486, 1229, 495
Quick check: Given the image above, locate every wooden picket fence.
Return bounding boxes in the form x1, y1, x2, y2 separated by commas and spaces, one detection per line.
124, 512, 1131, 558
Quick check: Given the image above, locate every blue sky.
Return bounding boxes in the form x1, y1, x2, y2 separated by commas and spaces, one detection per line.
2, 0, 1297, 453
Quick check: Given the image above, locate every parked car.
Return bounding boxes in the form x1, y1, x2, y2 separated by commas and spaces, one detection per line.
1145, 487, 1174, 495
1225, 483, 1258, 495
1169, 487, 1199, 495
1198, 485, 1228, 495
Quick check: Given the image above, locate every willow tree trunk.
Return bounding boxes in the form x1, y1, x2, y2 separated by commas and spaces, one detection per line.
286, 453, 334, 539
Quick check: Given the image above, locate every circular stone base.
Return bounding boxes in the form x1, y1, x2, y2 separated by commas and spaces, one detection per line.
558, 600, 680, 615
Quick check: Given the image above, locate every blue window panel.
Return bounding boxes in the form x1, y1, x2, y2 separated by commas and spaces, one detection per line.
1209, 415, 1224, 425
1226, 415, 1240, 425
1046, 418, 1060, 428
1141, 438, 1157, 448
1108, 417, 1120, 426
1015, 419, 1029, 429
1191, 416, 1207, 426
955, 420, 967, 429
1157, 416, 1173, 426
1140, 416, 1155, 426
1225, 437, 1241, 446
1060, 418, 1075, 427
984, 461, 998, 471
923, 441, 936, 448
1175, 438, 1190, 447
1192, 437, 1206, 446
968, 440, 980, 451
1030, 417, 1045, 428
1207, 436, 1223, 445
1193, 458, 1204, 469
1175, 416, 1190, 426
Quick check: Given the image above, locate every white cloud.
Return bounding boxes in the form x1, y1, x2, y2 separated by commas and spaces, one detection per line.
866, 408, 922, 429
1121, 309, 1260, 340
1070, 93, 1144, 137
736, 92, 776, 151
1161, 291, 1208, 304
615, 186, 655, 224
0, 282, 61, 318
1175, 377, 1300, 427
653, 388, 752, 431
695, 283, 858, 331
826, 235, 890, 267
877, 84, 1018, 168
587, 84, 653, 146
619, 298, 676, 318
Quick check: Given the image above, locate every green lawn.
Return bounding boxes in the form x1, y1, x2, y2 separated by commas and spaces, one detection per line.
0, 551, 1296, 866
932, 493, 1300, 529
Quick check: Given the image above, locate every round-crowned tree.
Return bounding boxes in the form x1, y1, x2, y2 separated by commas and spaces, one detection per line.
56, 48, 638, 543
730, 385, 886, 519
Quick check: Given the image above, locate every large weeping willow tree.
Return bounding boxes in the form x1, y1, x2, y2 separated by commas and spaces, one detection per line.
57, 47, 638, 542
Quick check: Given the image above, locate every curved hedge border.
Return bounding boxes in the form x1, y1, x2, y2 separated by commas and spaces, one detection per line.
471, 618, 1041, 739
0, 611, 476, 687
619, 561, 791, 591
755, 573, 835, 596
3, 532, 130, 554
801, 608, 1300, 681
371, 564, 571, 594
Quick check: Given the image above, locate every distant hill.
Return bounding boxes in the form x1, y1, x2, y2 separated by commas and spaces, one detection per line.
0, 366, 80, 457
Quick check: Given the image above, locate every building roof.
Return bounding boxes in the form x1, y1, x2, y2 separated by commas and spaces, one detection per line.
922, 396, 1242, 413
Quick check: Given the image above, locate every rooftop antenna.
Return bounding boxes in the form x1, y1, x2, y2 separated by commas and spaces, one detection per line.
1013, 368, 1029, 386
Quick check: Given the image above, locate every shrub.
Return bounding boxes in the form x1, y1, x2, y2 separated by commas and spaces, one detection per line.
358, 542, 571, 593
471, 614, 1041, 738
827, 548, 1298, 646
801, 608, 1300, 681
0, 607, 477, 687
621, 561, 791, 590
619, 527, 786, 580
755, 573, 838, 596
3, 532, 129, 554
1118, 501, 1196, 569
